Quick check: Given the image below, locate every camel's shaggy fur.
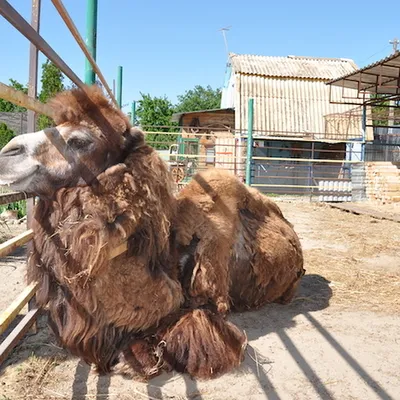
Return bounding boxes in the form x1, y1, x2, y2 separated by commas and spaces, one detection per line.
1, 86, 304, 379
175, 169, 304, 314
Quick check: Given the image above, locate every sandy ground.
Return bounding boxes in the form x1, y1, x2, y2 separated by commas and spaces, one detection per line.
0, 201, 400, 400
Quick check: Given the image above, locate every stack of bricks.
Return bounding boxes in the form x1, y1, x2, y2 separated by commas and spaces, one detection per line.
364, 162, 400, 203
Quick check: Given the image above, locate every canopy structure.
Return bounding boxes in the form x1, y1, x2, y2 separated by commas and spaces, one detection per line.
327, 51, 400, 105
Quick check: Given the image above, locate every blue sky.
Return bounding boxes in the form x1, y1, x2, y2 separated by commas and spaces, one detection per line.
0, 0, 398, 113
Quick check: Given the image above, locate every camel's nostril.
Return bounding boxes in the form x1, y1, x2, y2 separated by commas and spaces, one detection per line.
0, 145, 24, 156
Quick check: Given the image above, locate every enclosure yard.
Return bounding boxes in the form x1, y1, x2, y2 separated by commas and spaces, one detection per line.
0, 201, 399, 400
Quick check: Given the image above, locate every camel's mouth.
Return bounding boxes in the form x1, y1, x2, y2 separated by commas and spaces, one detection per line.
0, 166, 39, 188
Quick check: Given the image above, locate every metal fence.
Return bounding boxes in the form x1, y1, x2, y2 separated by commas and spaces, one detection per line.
145, 128, 363, 201
0, 0, 119, 365
0, 112, 27, 135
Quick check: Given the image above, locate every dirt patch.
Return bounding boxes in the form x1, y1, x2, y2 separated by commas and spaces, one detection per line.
0, 221, 29, 312
0, 201, 399, 400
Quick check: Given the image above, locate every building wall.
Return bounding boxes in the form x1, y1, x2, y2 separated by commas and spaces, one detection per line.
180, 111, 235, 170
221, 66, 235, 109
180, 111, 234, 133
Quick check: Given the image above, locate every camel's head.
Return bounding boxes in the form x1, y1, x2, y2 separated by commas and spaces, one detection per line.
0, 86, 144, 198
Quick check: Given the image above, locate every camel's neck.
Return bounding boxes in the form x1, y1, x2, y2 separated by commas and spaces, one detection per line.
28, 147, 183, 332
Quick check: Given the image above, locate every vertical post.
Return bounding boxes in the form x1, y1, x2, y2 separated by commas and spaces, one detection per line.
27, 0, 41, 334
117, 66, 123, 108
131, 101, 136, 125
386, 101, 395, 161
84, 0, 98, 85
245, 98, 254, 185
27, 0, 40, 231
361, 104, 367, 162
309, 142, 315, 202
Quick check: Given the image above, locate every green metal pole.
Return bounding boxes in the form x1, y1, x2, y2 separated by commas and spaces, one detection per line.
361, 104, 367, 161
84, 0, 98, 85
117, 66, 123, 108
131, 101, 136, 125
245, 98, 254, 185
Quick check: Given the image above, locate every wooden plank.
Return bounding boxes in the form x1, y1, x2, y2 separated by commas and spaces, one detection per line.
0, 192, 32, 206
328, 203, 400, 223
0, 82, 53, 117
0, 307, 41, 365
0, 282, 39, 335
0, 229, 34, 258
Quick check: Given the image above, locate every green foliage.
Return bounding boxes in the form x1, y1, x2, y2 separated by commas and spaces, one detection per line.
0, 79, 28, 112
0, 123, 15, 149
370, 95, 400, 127
135, 85, 221, 149
175, 85, 221, 113
136, 93, 178, 149
37, 60, 65, 130
0, 200, 27, 219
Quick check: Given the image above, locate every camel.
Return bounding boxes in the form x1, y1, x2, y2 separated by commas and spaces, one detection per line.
0, 86, 304, 380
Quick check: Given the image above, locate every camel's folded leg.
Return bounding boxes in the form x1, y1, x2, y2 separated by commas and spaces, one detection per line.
115, 338, 169, 381
160, 309, 247, 379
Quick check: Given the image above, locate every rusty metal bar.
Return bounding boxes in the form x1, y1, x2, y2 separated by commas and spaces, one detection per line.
0, 192, 32, 206
0, 0, 84, 89
50, 0, 118, 106
0, 82, 53, 117
26, 0, 41, 236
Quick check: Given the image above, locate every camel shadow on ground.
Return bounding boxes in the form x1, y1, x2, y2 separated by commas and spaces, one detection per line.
0, 273, 333, 400
147, 271, 394, 400
143, 273, 333, 400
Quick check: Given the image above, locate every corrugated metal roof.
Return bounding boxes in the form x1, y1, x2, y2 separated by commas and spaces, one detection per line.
234, 74, 366, 140
327, 51, 400, 95
230, 53, 358, 80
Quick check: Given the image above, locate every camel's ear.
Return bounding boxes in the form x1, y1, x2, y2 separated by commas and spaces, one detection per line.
122, 127, 145, 152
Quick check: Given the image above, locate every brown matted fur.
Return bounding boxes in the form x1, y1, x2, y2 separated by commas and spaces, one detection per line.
19, 85, 304, 380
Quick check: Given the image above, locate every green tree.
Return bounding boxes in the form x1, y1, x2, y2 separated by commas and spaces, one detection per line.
175, 85, 221, 113
37, 60, 65, 130
136, 93, 178, 149
0, 123, 15, 149
0, 79, 28, 112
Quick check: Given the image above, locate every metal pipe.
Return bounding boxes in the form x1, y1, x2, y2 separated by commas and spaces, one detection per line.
51, 0, 117, 106
27, 0, 41, 239
84, 0, 97, 85
245, 98, 254, 185
27, 0, 40, 132
131, 101, 136, 125
361, 104, 367, 161
117, 66, 123, 108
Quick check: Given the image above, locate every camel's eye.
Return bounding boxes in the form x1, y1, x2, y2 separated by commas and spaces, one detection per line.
67, 137, 92, 151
